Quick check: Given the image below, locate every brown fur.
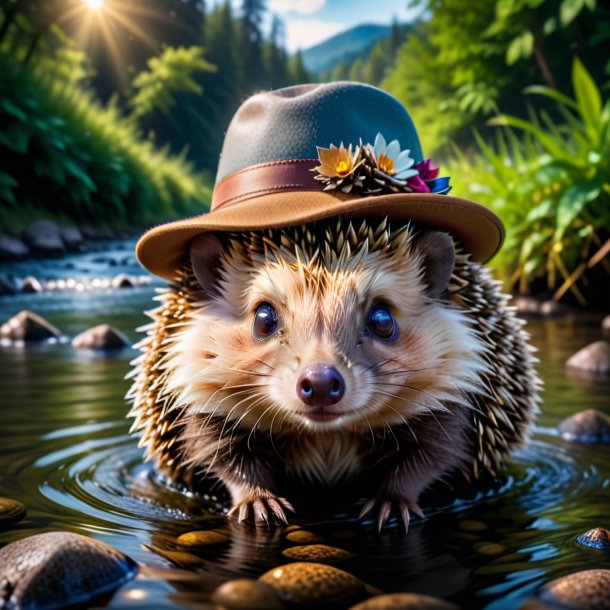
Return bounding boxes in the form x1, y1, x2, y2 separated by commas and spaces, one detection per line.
127, 219, 540, 528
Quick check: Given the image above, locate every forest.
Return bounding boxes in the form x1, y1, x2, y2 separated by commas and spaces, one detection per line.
0, 0, 609, 303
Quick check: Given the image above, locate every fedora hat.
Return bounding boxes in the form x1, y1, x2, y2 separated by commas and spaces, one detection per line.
136, 82, 504, 280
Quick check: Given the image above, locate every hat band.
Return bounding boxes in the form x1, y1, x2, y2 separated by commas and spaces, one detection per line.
212, 159, 321, 212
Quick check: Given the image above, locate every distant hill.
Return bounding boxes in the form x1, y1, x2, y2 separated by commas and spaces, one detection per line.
302, 24, 392, 74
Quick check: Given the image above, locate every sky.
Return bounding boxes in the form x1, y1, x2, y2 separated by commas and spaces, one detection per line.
212, 0, 420, 52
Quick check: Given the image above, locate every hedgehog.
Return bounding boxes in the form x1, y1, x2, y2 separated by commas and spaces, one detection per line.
127, 218, 541, 530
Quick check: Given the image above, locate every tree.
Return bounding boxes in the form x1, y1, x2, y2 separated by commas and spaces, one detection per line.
241, 0, 266, 92
288, 50, 310, 84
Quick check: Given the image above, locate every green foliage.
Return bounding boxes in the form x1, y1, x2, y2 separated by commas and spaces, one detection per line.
384, 0, 609, 154
448, 60, 610, 304
0, 54, 210, 228
129, 46, 216, 119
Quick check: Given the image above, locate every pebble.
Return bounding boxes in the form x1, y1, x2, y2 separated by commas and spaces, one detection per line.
212, 579, 284, 610
282, 544, 354, 563
259, 562, 364, 605
112, 273, 135, 289
458, 520, 488, 532
0, 532, 137, 610
539, 569, 610, 609
176, 530, 229, 547
285, 529, 326, 544
0, 310, 61, 342
349, 593, 460, 610
576, 527, 610, 550
0, 497, 26, 526
22, 275, 44, 294
566, 341, 610, 375
474, 541, 505, 555
558, 409, 610, 443
72, 324, 130, 350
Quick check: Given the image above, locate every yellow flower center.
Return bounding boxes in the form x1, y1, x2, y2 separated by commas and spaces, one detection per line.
336, 160, 351, 176
379, 154, 395, 175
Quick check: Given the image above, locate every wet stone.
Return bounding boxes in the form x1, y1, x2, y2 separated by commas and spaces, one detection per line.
282, 544, 354, 563
458, 520, 488, 532
576, 527, 610, 550
474, 541, 505, 555
0, 310, 60, 342
285, 529, 326, 544
22, 219, 65, 256
566, 341, 610, 375
0, 497, 26, 526
558, 409, 610, 444
349, 593, 460, 610
112, 273, 136, 289
59, 226, 84, 251
259, 562, 364, 605
176, 530, 229, 547
539, 569, 610, 610
0, 532, 137, 610
72, 324, 130, 351
0, 234, 29, 261
22, 276, 43, 294
540, 300, 567, 317
212, 579, 284, 610
513, 296, 541, 315
603, 315, 610, 331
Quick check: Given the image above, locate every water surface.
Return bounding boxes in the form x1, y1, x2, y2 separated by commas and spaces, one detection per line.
1, 245, 609, 609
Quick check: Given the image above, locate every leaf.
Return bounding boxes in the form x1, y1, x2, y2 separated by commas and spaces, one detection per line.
560, 0, 586, 26
572, 58, 602, 145
1, 99, 27, 122
506, 31, 534, 66
555, 183, 601, 241
526, 199, 554, 222
523, 85, 578, 110
0, 172, 18, 188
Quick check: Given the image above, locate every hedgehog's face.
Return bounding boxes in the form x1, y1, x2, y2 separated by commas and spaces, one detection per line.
165, 222, 486, 435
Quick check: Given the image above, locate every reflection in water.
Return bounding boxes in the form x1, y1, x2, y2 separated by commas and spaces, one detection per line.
0, 260, 609, 609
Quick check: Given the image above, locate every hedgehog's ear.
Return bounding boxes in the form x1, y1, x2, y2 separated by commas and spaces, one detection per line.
190, 233, 225, 299
414, 231, 456, 299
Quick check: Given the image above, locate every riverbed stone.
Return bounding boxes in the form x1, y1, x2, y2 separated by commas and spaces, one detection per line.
176, 530, 229, 547
576, 527, 610, 550
212, 579, 284, 610
0, 310, 60, 342
513, 296, 541, 315
282, 544, 354, 563
0, 532, 137, 610
566, 341, 610, 375
22, 220, 65, 256
285, 529, 326, 544
72, 324, 130, 350
59, 225, 84, 251
112, 273, 135, 289
602, 315, 610, 331
540, 300, 567, 317
538, 569, 610, 609
22, 275, 43, 293
259, 562, 364, 605
558, 409, 610, 443
349, 593, 460, 610
0, 233, 29, 260
0, 497, 26, 526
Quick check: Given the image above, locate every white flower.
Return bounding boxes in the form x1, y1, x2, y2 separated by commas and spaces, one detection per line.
372, 133, 419, 181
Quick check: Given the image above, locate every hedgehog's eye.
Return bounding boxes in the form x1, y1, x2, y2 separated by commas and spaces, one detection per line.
368, 303, 397, 340
253, 303, 279, 339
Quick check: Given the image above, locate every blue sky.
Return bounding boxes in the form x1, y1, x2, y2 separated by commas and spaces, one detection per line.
211, 0, 420, 52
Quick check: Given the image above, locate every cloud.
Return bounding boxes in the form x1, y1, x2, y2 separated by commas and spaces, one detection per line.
268, 0, 326, 16
285, 18, 346, 52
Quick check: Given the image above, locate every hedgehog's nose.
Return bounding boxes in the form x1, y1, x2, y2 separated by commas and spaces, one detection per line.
297, 363, 345, 406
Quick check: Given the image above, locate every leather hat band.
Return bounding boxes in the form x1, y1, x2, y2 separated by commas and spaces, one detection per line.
211, 159, 323, 212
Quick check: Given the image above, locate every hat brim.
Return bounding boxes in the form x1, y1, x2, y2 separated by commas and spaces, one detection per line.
136, 191, 504, 281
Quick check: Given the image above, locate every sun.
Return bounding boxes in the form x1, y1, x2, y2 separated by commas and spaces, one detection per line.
82, 0, 105, 10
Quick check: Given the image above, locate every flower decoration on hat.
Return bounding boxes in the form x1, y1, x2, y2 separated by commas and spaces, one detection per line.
312, 132, 451, 196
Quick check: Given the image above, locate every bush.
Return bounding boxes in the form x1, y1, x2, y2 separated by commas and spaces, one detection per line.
0, 53, 211, 231
447, 59, 610, 305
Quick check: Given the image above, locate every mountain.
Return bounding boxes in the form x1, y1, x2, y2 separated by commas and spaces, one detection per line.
302, 24, 392, 74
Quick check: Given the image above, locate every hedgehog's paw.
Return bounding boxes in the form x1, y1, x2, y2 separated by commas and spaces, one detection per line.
228, 488, 295, 527
359, 495, 424, 533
